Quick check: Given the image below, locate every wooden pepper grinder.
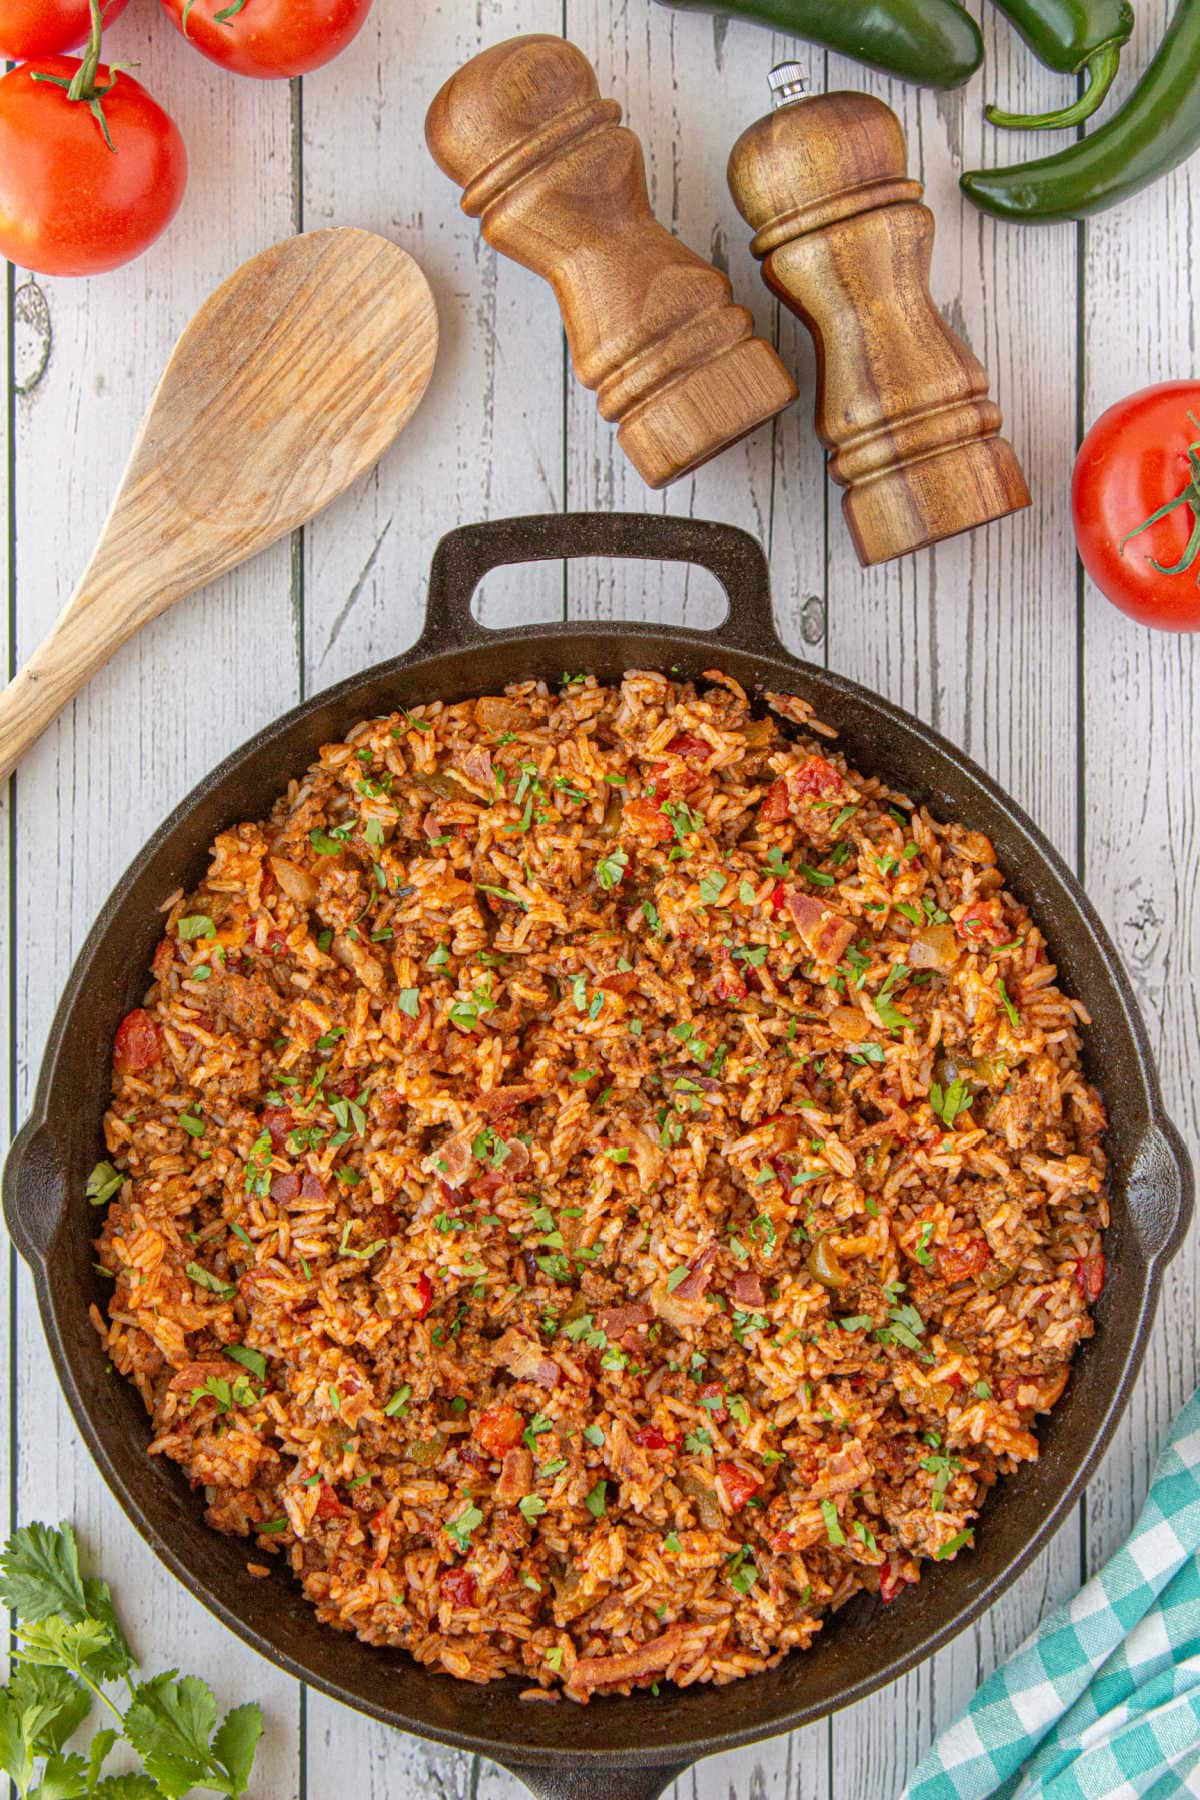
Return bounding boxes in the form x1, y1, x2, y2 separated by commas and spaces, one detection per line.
728, 67, 1030, 565
426, 36, 798, 489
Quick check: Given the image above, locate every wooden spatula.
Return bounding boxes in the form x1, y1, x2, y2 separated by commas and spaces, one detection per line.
0, 226, 438, 782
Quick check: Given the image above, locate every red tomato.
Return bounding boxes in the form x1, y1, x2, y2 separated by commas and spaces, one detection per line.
1076, 1250, 1106, 1303
474, 1403, 524, 1460
759, 778, 791, 825
713, 965, 747, 1003
697, 1382, 728, 1425
623, 796, 674, 843
414, 1272, 434, 1320
879, 1562, 913, 1605
956, 899, 1006, 945
937, 1237, 992, 1283
439, 1567, 477, 1608
634, 1425, 676, 1452
716, 1461, 760, 1511
1073, 381, 1200, 632
791, 755, 842, 799
114, 1008, 163, 1073
0, 0, 128, 59
665, 733, 711, 760
159, 0, 374, 79
0, 58, 186, 277
313, 1482, 348, 1521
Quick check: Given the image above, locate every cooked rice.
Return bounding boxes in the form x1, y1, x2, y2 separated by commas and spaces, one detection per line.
94, 670, 1108, 1700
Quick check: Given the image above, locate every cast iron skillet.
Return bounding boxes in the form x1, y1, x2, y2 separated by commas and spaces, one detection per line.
4, 514, 1193, 1800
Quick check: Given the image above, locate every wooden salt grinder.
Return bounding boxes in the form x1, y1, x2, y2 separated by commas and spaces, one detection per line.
728, 67, 1030, 565
426, 35, 798, 489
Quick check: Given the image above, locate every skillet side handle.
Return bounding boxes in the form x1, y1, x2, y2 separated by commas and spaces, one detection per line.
494, 1760, 691, 1800
414, 512, 783, 658
2, 1118, 63, 1268
1127, 1117, 1194, 1266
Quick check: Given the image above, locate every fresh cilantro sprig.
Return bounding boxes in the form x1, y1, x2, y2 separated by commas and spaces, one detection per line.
0, 1521, 263, 1798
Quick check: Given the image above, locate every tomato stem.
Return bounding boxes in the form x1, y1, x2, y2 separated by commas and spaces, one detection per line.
67, 0, 106, 102
1118, 413, 1200, 587
29, 0, 126, 150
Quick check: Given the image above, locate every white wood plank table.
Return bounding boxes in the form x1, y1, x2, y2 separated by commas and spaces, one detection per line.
2, 2, 1196, 1795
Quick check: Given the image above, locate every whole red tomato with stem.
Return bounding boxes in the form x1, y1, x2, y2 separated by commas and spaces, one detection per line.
1072, 380, 1200, 632
160, 0, 375, 78
0, 0, 128, 59
0, 0, 187, 277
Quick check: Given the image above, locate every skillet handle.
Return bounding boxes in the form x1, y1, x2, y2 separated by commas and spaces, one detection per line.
414, 512, 783, 659
2, 1117, 63, 1268
1127, 1117, 1194, 1266
494, 1759, 691, 1799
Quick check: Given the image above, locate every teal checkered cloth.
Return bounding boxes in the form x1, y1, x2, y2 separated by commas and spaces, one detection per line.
903, 1388, 1200, 1800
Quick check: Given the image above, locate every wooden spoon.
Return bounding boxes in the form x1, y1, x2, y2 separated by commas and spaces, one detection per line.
0, 226, 438, 782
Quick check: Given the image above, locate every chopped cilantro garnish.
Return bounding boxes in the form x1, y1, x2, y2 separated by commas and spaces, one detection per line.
86, 1160, 122, 1206
584, 1479, 608, 1519
930, 1076, 971, 1127
935, 1528, 974, 1560
445, 1503, 484, 1552
596, 848, 629, 891
178, 914, 216, 940
821, 1499, 845, 1546
309, 829, 346, 856
727, 1545, 759, 1595
997, 978, 1021, 1028
186, 1261, 237, 1301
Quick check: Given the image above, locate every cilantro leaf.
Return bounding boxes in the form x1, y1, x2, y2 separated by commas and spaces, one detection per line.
596, 848, 629, 892
177, 916, 216, 942
30, 1749, 89, 1797
929, 1076, 971, 1128
820, 1499, 845, 1546
10, 1664, 90, 1756
875, 994, 913, 1033
222, 1345, 266, 1383
209, 1703, 263, 1796
445, 1504, 483, 1553
935, 1528, 974, 1560
85, 1728, 119, 1790
0, 1524, 88, 1623
85, 1163, 122, 1208
123, 1673, 221, 1799
18, 1618, 116, 1691
0, 1687, 37, 1793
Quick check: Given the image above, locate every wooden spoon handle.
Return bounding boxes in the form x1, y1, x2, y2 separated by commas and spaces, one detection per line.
0, 564, 174, 783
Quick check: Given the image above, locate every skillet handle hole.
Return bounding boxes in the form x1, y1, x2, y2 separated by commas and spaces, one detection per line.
473, 556, 728, 633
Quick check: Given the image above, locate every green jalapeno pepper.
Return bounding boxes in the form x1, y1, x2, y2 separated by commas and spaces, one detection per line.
986, 0, 1134, 129
962, 0, 1200, 221
652, 0, 983, 89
